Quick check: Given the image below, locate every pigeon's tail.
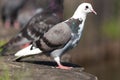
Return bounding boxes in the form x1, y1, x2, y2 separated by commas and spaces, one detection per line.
0, 35, 30, 56
15, 44, 42, 57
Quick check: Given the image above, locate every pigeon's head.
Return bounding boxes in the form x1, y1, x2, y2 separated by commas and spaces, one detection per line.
72, 3, 97, 19
79, 3, 97, 15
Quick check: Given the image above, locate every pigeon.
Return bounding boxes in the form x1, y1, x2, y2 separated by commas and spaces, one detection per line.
0, 0, 64, 55
15, 3, 97, 70
17, 8, 43, 28
17, 0, 48, 28
1, 0, 27, 29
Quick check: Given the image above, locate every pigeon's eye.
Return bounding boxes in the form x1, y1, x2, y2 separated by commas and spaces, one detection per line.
85, 6, 89, 9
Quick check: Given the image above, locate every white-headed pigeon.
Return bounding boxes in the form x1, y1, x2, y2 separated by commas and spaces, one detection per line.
15, 3, 97, 69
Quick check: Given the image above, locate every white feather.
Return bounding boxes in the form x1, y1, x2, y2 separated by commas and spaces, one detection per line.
15, 45, 42, 57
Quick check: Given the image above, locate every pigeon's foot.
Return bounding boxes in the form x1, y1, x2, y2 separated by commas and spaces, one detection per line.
5, 20, 11, 29
20, 43, 30, 49
54, 57, 72, 70
56, 65, 72, 70
14, 21, 20, 29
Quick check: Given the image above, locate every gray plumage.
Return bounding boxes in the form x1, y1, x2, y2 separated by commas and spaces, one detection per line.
35, 18, 82, 53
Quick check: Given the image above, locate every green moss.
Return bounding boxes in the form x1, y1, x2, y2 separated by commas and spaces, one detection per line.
0, 40, 7, 46
0, 65, 11, 80
0, 40, 7, 52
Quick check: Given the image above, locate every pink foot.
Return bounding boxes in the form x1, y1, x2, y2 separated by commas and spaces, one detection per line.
20, 43, 30, 49
5, 20, 11, 29
14, 21, 20, 29
56, 65, 72, 70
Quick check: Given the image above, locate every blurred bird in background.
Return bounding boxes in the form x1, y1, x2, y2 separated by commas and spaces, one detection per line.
17, 8, 43, 28
0, 0, 49, 29
1, 0, 27, 29
17, 0, 48, 28
0, 0, 64, 56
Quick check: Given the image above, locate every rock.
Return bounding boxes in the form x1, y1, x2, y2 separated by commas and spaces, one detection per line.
33, 67, 98, 80
0, 56, 98, 80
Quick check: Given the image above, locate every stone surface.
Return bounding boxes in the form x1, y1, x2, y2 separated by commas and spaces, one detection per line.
0, 56, 98, 80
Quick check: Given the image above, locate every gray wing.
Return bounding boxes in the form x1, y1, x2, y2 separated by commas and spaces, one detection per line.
0, 12, 62, 55
35, 22, 72, 52
21, 13, 62, 41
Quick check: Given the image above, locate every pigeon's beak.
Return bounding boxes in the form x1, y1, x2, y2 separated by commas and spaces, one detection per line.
91, 9, 97, 15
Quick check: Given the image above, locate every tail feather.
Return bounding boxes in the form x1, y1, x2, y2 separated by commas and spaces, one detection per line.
0, 35, 31, 56
15, 44, 42, 57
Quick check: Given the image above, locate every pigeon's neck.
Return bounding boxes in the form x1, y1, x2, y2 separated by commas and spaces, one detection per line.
71, 9, 87, 34
72, 7, 87, 21
72, 13, 86, 21
65, 18, 83, 34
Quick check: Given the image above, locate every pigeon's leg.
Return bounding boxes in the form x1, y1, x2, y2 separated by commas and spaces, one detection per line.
51, 39, 73, 70
14, 20, 20, 29
5, 19, 11, 28
54, 56, 72, 70
14, 45, 42, 61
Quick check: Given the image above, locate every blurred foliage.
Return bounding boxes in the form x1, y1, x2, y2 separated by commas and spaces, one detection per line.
0, 40, 7, 52
0, 40, 7, 46
114, 0, 120, 16
102, 18, 120, 40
